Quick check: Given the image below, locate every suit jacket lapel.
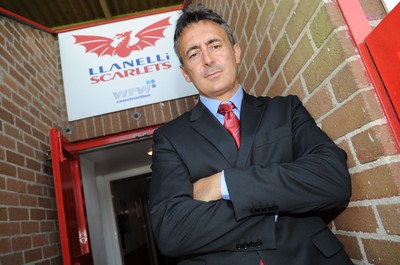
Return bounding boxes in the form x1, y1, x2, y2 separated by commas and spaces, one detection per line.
190, 102, 238, 167
236, 93, 265, 167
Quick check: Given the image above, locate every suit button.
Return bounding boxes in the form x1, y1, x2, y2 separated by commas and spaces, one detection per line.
236, 243, 242, 250
256, 240, 263, 247
250, 208, 256, 214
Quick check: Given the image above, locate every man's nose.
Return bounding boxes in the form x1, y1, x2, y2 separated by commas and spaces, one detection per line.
202, 50, 214, 66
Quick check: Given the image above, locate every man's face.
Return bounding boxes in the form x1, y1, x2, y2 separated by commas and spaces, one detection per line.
178, 20, 241, 101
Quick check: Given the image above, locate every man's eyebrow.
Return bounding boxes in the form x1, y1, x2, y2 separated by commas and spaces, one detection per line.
185, 45, 200, 57
184, 38, 223, 57
206, 38, 222, 45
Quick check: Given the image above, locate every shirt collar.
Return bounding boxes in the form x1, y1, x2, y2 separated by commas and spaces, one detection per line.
200, 86, 243, 116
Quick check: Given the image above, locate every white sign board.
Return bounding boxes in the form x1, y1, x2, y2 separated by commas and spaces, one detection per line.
58, 10, 198, 121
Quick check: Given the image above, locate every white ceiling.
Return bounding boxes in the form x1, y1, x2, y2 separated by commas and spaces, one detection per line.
80, 137, 153, 176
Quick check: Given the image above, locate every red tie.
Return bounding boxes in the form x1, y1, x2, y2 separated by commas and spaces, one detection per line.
218, 103, 240, 148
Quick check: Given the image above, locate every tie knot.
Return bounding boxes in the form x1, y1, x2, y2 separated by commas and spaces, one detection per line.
218, 103, 235, 114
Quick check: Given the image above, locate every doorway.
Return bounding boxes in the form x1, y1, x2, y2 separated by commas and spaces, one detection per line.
78, 136, 178, 265
110, 174, 177, 265
111, 173, 154, 265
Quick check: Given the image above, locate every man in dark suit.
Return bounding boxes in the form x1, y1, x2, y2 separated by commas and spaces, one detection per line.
149, 4, 353, 265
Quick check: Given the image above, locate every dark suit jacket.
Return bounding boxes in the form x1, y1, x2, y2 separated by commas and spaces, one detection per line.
149, 92, 353, 265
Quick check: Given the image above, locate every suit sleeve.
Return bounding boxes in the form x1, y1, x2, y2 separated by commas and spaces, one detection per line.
224, 95, 352, 221
149, 129, 276, 257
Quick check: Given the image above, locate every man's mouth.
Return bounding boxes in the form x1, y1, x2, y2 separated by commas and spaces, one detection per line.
205, 69, 221, 78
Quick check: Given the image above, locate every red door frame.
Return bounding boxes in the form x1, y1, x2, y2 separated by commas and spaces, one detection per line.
65, 125, 159, 153
50, 125, 159, 264
50, 129, 93, 265
337, 0, 400, 148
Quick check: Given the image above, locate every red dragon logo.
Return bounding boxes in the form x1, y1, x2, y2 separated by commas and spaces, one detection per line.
73, 16, 171, 58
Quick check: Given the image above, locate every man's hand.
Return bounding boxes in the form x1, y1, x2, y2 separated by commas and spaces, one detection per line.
193, 172, 222, 202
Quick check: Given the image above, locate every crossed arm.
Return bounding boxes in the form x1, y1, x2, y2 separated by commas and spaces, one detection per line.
149, 96, 351, 256
193, 172, 222, 201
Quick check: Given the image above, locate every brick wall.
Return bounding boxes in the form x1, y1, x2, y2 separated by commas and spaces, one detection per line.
188, 0, 400, 264
1, 0, 399, 264
1, 12, 197, 265
0, 17, 63, 264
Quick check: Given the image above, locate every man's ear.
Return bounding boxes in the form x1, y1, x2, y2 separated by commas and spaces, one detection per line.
180, 65, 192, 83
234, 43, 241, 64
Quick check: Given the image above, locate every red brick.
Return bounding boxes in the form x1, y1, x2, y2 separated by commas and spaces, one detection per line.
268, 0, 295, 42
335, 234, 363, 260
377, 204, 400, 235
24, 247, 43, 263
0, 222, 20, 236
331, 59, 370, 102
7, 178, 27, 193
254, 68, 270, 96
0, 190, 19, 206
0, 207, 7, 220
19, 194, 38, 207
6, 150, 25, 166
254, 36, 272, 74
235, 2, 248, 41
359, 0, 386, 20
0, 252, 23, 265
30, 208, 46, 220
243, 67, 258, 95
0, 176, 5, 189
268, 35, 290, 76
43, 245, 58, 258
27, 184, 44, 196
18, 167, 35, 181
94, 116, 105, 136
0, 133, 15, 149
15, 116, 32, 134
305, 84, 334, 120
48, 232, 60, 244
50, 256, 63, 265
334, 206, 378, 233
152, 104, 163, 125
284, 34, 314, 83
245, 1, 259, 39
4, 123, 23, 141
321, 90, 385, 140
38, 197, 52, 209
267, 73, 286, 98
9, 207, 29, 220
363, 239, 400, 265
336, 140, 357, 169
244, 34, 258, 71
285, 79, 306, 100
46, 210, 58, 220
32, 234, 49, 247
26, 157, 42, 171
303, 30, 356, 93
351, 124, 398, 164
84, 118, 96, 139
351, 163, 400, 201
12, 236, 32, 251
21, 221, 40, 234
0, 238, 12, 254
17, 141, 35, 157
40, 220, 56, 232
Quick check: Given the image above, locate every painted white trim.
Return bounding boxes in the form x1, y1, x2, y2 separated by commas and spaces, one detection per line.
381, 0, 399, 12
96, 165, 152, 265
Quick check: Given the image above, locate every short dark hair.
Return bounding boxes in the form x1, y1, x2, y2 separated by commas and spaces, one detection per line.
173, 4, 236, 65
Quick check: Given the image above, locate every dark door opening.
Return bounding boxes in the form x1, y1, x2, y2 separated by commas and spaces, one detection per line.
111, 174, 179, 265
